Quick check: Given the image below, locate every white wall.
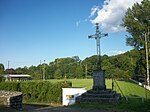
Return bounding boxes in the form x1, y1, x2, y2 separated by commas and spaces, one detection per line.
62, 88, 87, 106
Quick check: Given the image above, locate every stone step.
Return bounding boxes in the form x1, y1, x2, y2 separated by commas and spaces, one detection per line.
81, 91, 116, 98
87, 89, 114, 94
76, 90, 121, 104
116, 93, 121, 99
76, 94, 121, 103
77, 97, 117, 103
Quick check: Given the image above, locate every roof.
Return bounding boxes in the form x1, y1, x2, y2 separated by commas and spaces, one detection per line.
4, 74, 31, 78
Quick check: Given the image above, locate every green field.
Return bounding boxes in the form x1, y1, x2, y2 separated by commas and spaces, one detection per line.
49, 79, 150, 99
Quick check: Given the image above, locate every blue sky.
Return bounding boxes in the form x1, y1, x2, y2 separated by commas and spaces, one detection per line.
0, 0, 137, 69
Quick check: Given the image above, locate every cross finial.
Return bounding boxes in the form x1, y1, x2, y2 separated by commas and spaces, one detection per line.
88, 23, 108, 70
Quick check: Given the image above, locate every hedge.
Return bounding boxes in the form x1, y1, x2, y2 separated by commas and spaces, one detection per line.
0, 81, 20, 91
0, 81, 72, 103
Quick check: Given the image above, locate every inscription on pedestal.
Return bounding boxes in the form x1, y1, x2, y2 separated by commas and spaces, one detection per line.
93, 70, 106, 90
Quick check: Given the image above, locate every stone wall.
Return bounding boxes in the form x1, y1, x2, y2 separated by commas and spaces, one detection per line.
0, 90, 22, 110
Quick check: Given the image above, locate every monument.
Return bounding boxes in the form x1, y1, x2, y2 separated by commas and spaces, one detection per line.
76, 23, 121, 103
88, 23, 107, 90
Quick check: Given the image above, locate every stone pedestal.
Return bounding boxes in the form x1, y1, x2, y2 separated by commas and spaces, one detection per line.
93, 70, 106, 90
76, 70, 121, 103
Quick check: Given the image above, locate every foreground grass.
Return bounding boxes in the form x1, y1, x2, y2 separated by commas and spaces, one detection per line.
72, 99, 150, 112
26, 79, 150, 111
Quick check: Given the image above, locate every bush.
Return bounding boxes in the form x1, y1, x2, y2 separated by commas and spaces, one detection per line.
0, 76, 5, 82
0, 81, 72, 103
0, 81, 20, 91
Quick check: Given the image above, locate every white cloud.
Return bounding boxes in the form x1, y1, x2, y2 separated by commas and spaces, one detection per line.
90, 0, 142, 32
89, 6, 99, 18
75, 6, 99, 27
108, 50, 126, 56
76, 18, 88, 27
76, 20, 81, 27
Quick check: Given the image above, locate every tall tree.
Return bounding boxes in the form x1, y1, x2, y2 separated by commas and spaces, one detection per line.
123, 0, 150, 49
123, 0, 150, 84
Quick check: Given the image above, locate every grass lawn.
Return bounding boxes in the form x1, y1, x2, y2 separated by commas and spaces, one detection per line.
65, 79, 150, 112
49, 79, 150, 99
41, 79, 150, 111
72, 100, 150, 112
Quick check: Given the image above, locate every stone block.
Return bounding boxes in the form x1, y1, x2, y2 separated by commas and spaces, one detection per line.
0, 90, 22, 110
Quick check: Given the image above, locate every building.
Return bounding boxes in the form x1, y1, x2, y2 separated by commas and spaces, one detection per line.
4, 74, 32, 81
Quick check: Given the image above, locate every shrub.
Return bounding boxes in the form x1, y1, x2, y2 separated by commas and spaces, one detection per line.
0, 76, 5, 82
0, 81, 72, 103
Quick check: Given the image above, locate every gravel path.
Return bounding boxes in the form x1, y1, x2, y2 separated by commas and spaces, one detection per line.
0, 104, 120, 112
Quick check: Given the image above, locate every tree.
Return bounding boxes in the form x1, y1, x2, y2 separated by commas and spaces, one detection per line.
123, 0, 150, 49
123, 0, 150, 85
16, 67, 23, 74
46, 63, 56, 79
28, 66, 40, 80
75, 66, 84, 78
72, 56, 81, 63
54, 69, 62, 79
0, 64, 5, 74
0, 63, 5, 82
5, 68, 16, 74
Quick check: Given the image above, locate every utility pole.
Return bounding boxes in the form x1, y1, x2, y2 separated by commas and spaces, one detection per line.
64, 73, 67, 83
85, 64, 88, 79
8, 61, 10, 69
43, 60, 46, 81
40, 60, 42, 65
88, 23, 108, 70
112, 74, 114, 90
145, 29, 149, 87
40, 60, 42, 80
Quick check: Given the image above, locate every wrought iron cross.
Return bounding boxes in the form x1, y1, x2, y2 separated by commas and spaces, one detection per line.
88, 23, 108, 70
